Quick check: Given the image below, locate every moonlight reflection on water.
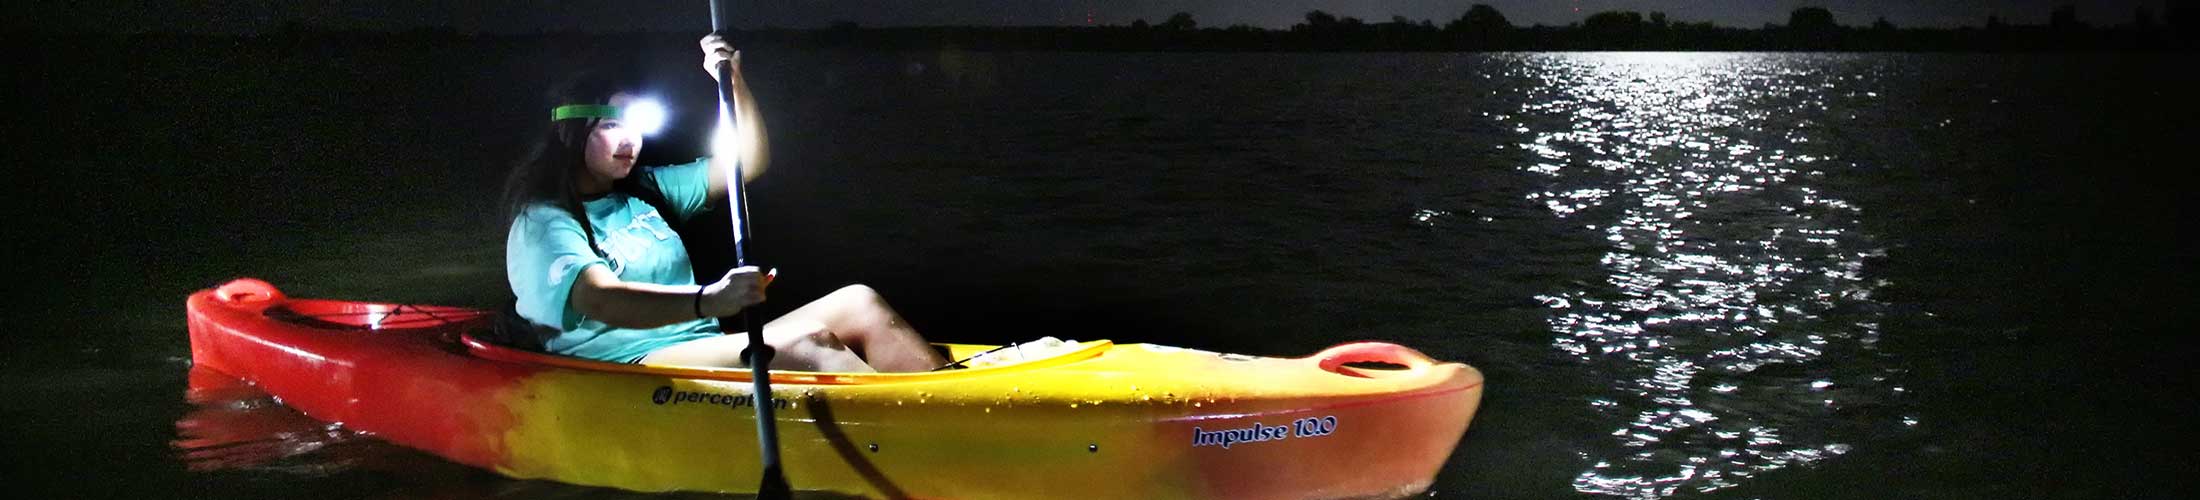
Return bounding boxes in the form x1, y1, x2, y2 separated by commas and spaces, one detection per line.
1503, 52, 1903, 497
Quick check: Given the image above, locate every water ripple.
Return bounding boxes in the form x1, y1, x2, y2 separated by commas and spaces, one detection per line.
1504, 53, 1901, 498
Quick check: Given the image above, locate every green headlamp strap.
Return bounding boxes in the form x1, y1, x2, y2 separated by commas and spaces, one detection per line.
550, 99, 667, 136
551, 104, 622, 121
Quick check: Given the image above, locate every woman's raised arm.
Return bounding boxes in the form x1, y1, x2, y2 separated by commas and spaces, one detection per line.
701, 34, 769, 196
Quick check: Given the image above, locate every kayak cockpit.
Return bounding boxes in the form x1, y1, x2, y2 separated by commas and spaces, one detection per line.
459, 333, 1114, 385
266, 300, 491, 331
211, 278, 491, 331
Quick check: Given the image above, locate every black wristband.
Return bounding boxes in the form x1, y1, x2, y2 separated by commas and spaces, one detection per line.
693, 285, 706, 319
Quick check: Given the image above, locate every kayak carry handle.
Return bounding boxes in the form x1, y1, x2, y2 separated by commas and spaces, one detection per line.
1315, 342, 1435, 379
214, 278, 284, 304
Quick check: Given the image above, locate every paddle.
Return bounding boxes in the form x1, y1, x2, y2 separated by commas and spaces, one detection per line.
706, 1, 791, 498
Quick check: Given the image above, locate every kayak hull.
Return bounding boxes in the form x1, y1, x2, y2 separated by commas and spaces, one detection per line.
186, 278, 1483, 499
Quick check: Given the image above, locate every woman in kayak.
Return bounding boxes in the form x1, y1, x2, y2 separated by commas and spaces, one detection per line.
501, 35, 945, 373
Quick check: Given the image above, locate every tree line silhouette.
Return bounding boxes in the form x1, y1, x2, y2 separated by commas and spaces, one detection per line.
123, 3, 2196, 52
765, 3, 2191, 51
783, 3, 2196, 52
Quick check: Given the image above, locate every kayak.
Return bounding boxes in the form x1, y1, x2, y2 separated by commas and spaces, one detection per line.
185, 278, 1484, 499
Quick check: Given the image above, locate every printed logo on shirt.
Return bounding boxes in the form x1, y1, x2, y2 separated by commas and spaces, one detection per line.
627, 208, 673, 241
596, 204, 672, 279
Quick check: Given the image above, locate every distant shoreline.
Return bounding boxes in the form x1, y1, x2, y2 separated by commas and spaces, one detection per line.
17, 4, 2196, 53
18, 25, 2193, 53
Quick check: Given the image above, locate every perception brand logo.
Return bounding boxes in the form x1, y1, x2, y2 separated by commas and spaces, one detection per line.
649, 386, 791, 410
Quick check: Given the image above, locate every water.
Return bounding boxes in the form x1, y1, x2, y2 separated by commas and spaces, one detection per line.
5, 39, 2195, 498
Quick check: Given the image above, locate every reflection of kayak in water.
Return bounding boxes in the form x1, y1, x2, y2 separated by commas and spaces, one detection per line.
177, 366, 523, 492
186, 278, 1484, 499
175, 365, 399, 474
176, 366, 648, 498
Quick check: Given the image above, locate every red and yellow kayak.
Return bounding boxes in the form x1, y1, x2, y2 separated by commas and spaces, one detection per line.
185, 278, 1483, 499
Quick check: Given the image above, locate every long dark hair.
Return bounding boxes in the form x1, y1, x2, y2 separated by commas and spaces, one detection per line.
501, 69, 645, 257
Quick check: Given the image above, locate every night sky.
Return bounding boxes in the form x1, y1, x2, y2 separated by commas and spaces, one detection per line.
8, 0, 2178, 35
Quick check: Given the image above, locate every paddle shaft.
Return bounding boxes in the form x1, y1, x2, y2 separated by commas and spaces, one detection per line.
709, 1, 790, 498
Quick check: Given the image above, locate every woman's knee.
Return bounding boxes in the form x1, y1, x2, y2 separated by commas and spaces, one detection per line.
830, 284, 907, 327
827, 284, 885, 307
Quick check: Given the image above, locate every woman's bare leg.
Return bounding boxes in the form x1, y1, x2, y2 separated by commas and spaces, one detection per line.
639, 319, 875, 372
766, 284, 946, 372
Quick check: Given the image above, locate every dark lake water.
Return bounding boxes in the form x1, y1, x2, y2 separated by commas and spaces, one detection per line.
5, 39, 2195, 498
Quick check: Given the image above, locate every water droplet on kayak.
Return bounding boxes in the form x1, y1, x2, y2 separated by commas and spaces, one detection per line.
1069, 403, 1079, 409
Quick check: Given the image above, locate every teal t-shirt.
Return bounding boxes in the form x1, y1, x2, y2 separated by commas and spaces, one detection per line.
505, 158, 721, 362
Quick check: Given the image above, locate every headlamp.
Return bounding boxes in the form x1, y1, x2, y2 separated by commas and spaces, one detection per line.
552, 98, 669, 136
